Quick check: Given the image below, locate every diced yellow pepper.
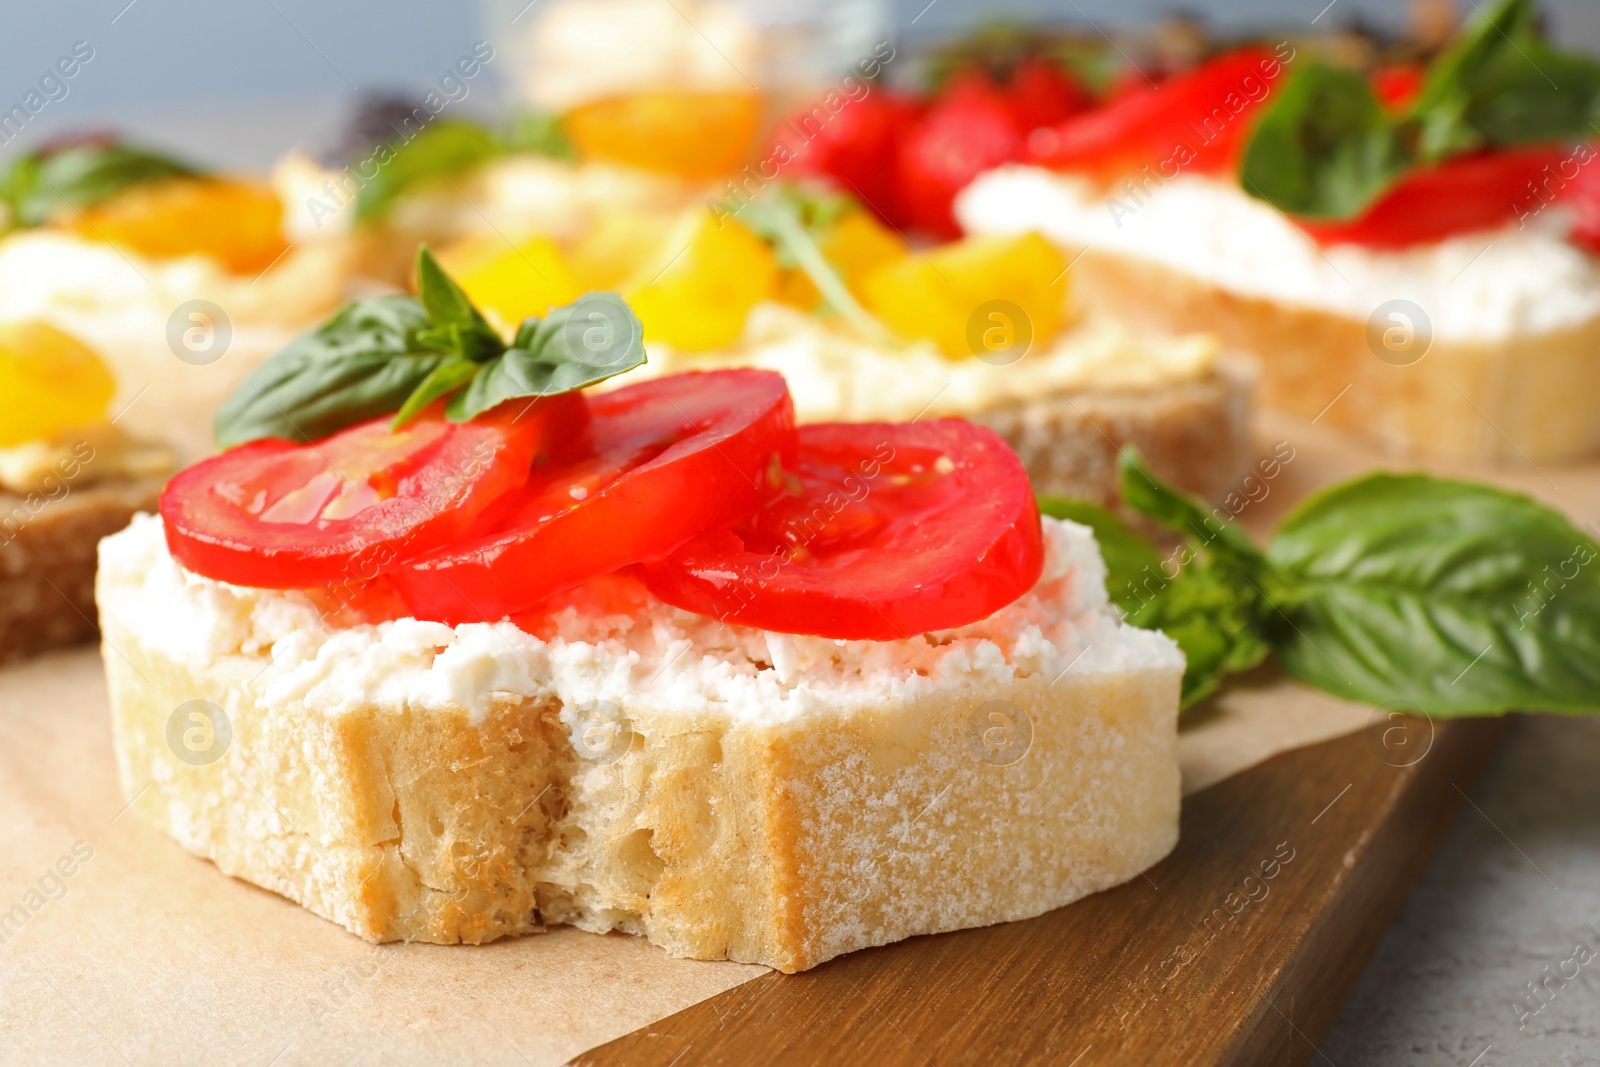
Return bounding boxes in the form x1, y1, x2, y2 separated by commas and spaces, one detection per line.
776, 209, 909, 311
438, 234, 580, 333
70, 177, 289, 275
566, 207, 678, 292
0, 322, 116, 447
624, 209, 777, 351
861, 232, 1069, 360
564, 90, 764, 179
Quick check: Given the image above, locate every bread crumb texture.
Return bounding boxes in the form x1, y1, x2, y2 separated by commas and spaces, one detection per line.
97, 514, 1182, 971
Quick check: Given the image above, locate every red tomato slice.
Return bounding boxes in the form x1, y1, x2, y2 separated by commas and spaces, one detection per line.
1027, 49, 1281, 180
1297, 145, 1571, 248
394, 369, 797, 624
160, 394, 585, 589
640, 420, 1044, 640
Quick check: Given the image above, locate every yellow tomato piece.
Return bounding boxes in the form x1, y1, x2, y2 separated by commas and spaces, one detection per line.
439, 234, 580, 333
0, 322, 116, 447
624, 209, 778, 351
776, 210, 910, 311
565, 90, 763, 179
70, 177, 289, 275
566, 207, 678, 292
861, 232, 1069, 360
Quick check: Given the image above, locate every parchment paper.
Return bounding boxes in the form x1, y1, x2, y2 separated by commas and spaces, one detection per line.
0, 647, 1372, 1067
3, 422, 1593, 1065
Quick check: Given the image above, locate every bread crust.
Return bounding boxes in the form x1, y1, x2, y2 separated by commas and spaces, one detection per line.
1072, 247, 1600, 462
102, 613, 1181, 972
973, 364, 1255, 507
0, 476, 163, 663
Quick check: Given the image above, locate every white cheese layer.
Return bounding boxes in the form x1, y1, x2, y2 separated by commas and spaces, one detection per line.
608, 302, 1219, 423
957, 165, 1600, 342
98, 513, 1182, 726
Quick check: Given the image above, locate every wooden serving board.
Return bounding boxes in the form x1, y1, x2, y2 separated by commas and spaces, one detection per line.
579, 416, 1597, 1066
575, 715, 1509, 1067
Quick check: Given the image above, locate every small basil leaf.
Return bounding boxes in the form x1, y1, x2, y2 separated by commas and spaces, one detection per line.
1238, 63, 1410, 220
449, 293, 645, 421
1126, 564, 1274, 708
1, 141, 200, 229
510, 316, 541, 350
736, 193, 896, 346
1111, 452, 1279, 707
502, 111, 576, 161
415, 245, 504, 362
1268, 474, 1600, 714
392, 356, 481, 429
1118, 449, 1266, 571
1410, 0, 1600, 159
215, 296, 443, 446
355, 120, 501, 222
1037, 497, 1163, 614
1452, 44, 1600, 151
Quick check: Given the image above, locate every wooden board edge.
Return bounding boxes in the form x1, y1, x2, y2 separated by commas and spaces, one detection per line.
575, 718, 1511, 1067
1219, 716, 1511, 1065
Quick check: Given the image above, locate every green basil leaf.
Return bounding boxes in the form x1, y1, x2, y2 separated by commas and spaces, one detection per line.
448, 293, 645, 421
1127, 564, 1274, 708
215, 296, 444, 446
1037, 497, 1163, 614
1, 141, 200, 229
502, 111, 576, 160
1267, 474, 1600, 714
1410, 0, 1600, 159
1462, 46, 1600, 150
1113, 451, 1279, 707
736, 193, 896, 346
1238, 63, 1410, 220
1118, 449, 1267, 571
391, 355, 481, 429
414, 246, 504, 362
355, 120, 501, 222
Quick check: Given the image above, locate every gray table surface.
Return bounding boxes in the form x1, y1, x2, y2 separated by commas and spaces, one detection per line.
1323, 714, 1600, 1067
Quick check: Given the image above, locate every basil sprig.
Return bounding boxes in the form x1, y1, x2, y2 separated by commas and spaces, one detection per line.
736, 187, 896, 346
0, 139, 200, 231
215, 247, 643, 446
1052, 452, 1600, 714
353, 112, 574, 223
1241, 0, 1600, 219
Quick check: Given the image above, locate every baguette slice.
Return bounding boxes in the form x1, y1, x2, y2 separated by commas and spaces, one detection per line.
1069, 247, 1600, 463
97, 514, 1182, 972
1, 475, 164, 663
959, 166, 1600, 463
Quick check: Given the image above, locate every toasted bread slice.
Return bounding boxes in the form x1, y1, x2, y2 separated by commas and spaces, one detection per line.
97, 514, 1182, 972
1070, 248, 1600, 463
1, 476, 164, 663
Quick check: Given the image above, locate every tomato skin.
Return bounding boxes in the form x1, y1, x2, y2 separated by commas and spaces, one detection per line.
1004, 57, 1093, 133
1371, 64, 1425, 113
394, 369, 797, 624
1564, 144, 1600, 254
161, 395, 584, 589
641, 420, 1044, 640
1296, 145, 1573, 248
776, 91, 921, 226
1027, 48, 1279, 180
896, 75, 1026, 238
